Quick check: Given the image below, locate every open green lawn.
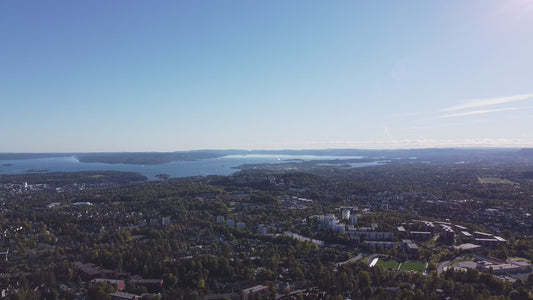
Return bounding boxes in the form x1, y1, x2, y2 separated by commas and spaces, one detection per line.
377, 259, 400, 270
399, 261, 427, 272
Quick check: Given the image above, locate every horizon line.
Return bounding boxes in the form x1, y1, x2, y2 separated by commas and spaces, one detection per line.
0, 146, 531, 154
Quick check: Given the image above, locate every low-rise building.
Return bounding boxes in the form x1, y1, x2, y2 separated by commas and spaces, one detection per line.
461, 231, 474, 241
257, 224, 268, 235
129, 279, 163, 293
92, 279, 125, 291
475, 238, 503, 248
110, 292, 140, 300
242, 285, 269, 299
476, 256, 531, 275
349, 214, 359, 225
402, 239, 420, 259
396, 226, 407, 238
453, 243, 483, 253
473, 231, 493, 239
455, 225, 468, 231
335, 224, 345, 233
423, 221, 436, 234
74, 262, 114, 281
441, 225, 455, 243
410, 231, 432, 241
342, 209, 351, 220
363, 241, 397, 249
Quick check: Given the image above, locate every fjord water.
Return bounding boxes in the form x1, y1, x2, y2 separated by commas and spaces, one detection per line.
0, 154, 377, 179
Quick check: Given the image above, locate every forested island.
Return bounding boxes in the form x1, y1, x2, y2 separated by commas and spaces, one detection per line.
1, 148, 531, 166
0, 152, 533, 299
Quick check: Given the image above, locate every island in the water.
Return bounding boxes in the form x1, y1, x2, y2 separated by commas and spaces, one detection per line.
1, 148, 532, 166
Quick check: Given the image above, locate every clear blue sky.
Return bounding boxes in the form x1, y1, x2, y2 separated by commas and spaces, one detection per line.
1, 1, 533, 152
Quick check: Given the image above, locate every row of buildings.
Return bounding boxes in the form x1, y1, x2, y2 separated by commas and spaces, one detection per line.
396, 221, 507, 248
216, 216, 246, 229
476, 256, 532, 275
74, 262, 163, 293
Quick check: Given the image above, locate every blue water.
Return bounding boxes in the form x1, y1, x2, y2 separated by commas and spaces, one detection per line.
0, 154, 382, 179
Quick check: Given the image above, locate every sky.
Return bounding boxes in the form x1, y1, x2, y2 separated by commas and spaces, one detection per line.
1, 1, 533, 152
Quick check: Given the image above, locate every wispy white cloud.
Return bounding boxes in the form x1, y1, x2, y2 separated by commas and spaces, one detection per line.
439, 107, 517, 118
442, 93, 533, 112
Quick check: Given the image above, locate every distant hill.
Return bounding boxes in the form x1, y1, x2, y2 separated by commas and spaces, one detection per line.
0, 148, 529, 165
0, 153, 75, 160
0, 171, 147, 184
0, 151, 224, 165
76, 151, 223, 165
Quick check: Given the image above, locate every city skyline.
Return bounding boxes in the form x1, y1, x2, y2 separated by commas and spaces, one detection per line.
2, 1, 533, 152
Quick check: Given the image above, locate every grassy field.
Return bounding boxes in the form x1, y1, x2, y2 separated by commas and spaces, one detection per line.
377, 259, 400, 270
399, 261, 427, 272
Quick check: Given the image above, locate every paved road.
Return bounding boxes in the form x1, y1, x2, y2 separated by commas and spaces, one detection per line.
437, 260, 450, 274
335, 253, 364, 267
276, 288, 315, 299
